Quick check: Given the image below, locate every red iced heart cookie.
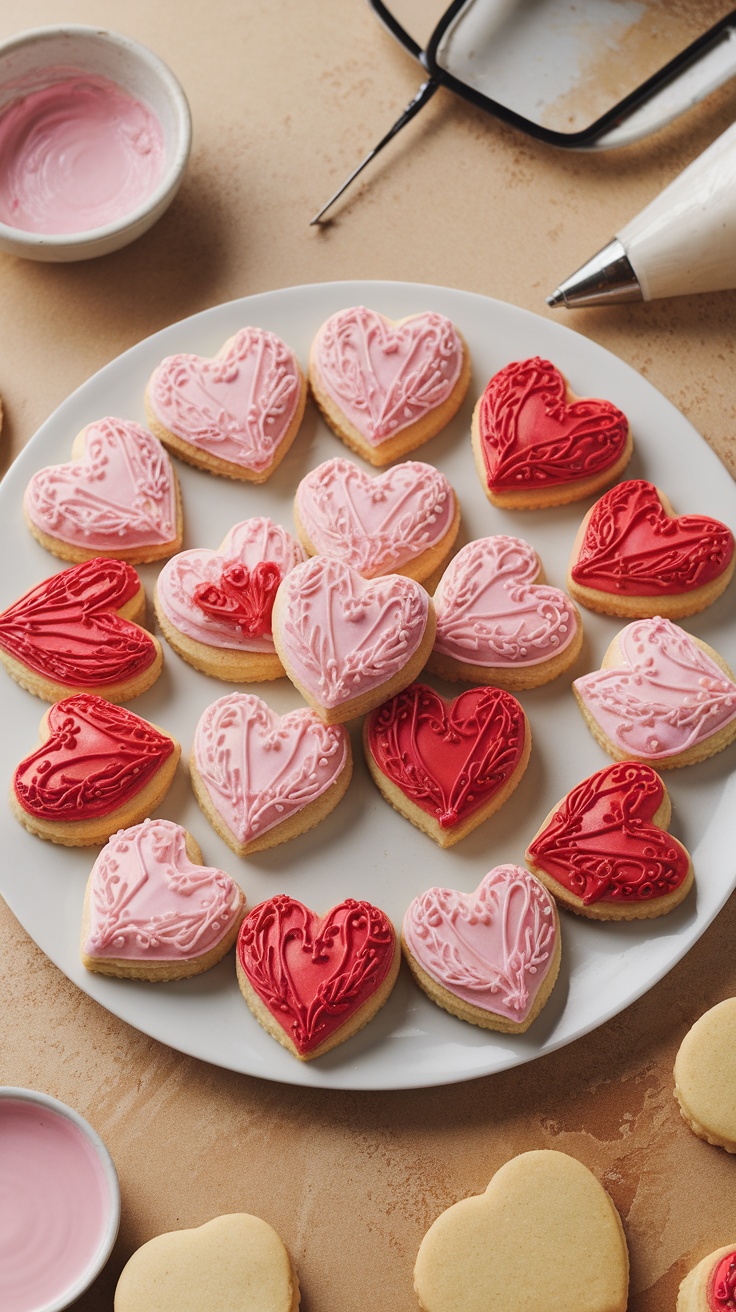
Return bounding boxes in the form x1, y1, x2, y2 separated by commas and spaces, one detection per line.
472, 357, 631, 508
236, 894, 400, 1059
12, 693, 180, 846
23, 418, 182, 564
0, 558, 162, 702
526, 761, 693, 920
677, 1244, 736, 1312
365, 683, 530, 847
568, 479, 735, 618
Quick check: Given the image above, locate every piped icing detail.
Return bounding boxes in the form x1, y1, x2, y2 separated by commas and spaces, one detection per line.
156, 518, 305, 652
434, 536, 577, 666
274, 556, 429, 709
14, 694, 176, 821
0, 558, 156, 688
148, 327, 303, 472
24, 418, 177, 551
477, 357, 629, 491
84, 818, 243, 960
237, 894, 396, 1054
312, 307, 464, 445
367, 683, 526, 829
710, 1252, 736, 1310
571, 479, 734, 595
295, 456, 455, 577
193, 693, 349, 844
574, 617, 736, 759
526, 762, 690, 904
403, 865, 557, 1022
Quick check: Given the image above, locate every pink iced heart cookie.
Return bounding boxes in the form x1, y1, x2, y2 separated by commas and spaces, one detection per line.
429, 535, 583, 689
24, 418, 182, 564
155, 517, 306, 681
294, 456, 459, 581
402, 864, 560, 1033
81, 818, 245, 981
145, 327, 307, 482
573, 616, 736, 767
271, 555, 436, 723
191, 692, 352, 856
308, 306, 471, 466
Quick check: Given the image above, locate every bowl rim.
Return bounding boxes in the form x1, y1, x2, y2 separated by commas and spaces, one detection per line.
0, 1084, 121, 1310
0, 24, 192, 250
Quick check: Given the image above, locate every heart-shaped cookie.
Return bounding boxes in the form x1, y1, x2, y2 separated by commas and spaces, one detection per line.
155, 517, 306, 681
472, 357, 632, 508
81, 818, 245, 980
0, 557, 162, 702
145, 327, 307, 482
414, 1150, 629, 1312
271, 556, 435, 723
12, 693, 180, 845
365, 683, 530, 847
674, 997, 736, 1153
294, 456, 459, 580
403, 865, 559, 1031
429, 535, 582, 689
568, 480, 735, 618
191, 692, 351, 855
24, 417, 182, 564
309, 306, 470, 465
236, 894, 400, 1059
115, 1213, 299, 1312
573, 616, 736, 767
526, 761, 693, 919
678, 1243, 736, 1312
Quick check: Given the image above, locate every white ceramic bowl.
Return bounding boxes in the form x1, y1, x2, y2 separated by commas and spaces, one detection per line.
0, 26, 191, 260
0, 1086, 121, 1310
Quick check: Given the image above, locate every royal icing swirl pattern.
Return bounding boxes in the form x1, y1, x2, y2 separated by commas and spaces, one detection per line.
148, 327, 302, 472
193, 693, 349, 844
710, 1252, 736, 1310
156, 518, 305, 652
403, 865, 557, 1022
295, 457, 455, 577
237, 894, 396, 1054
24, 418, 177, 551
312, 307, 464, 445
574, 617, 736, 759
433, 536, 577, 666
274, 556, 430, 709
84, 818, 243, 960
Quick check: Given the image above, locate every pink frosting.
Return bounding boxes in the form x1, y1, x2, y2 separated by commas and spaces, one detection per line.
274, 556, 430, 709
148, 328, 303, 471
24, 418, 177, 551
156, 517, 306, 652
193, 693, 350, 844
574, 616, 736, 759
403, 865, 557, 1023
312, 306, 464, 445
295, 456, 455, 577
433, 536, 578, 667
83, 818, 243, 961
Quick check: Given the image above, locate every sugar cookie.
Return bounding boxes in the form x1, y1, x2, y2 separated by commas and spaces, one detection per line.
674, 997, 736, 1153
677, 1243, 736, 1311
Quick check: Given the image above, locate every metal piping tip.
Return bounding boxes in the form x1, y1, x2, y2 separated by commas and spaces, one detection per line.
545, 238, 643, 308
546, 288, 566, 308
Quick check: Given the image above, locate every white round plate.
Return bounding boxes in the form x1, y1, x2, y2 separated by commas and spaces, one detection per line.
1, 281, 734, 1090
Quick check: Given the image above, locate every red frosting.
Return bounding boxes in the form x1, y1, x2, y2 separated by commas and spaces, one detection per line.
366, 683, 526, 829
571, 479, 734, 595
237, 894, 396, 1054
192, 560, 281, 636
526, 762, 690, 904
14, 693, 175, 821
477, 357, 629, 492
0, 558, 157, 687
710, 1252, 736, 1310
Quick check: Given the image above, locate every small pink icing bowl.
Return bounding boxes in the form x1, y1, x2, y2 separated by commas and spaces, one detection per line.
0, 1087, 121, 1311
0, 26, 191, 261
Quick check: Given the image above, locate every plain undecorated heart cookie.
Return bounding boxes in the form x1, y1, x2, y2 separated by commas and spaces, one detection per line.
674, 998, 736, 1152
146, 327, 307, 482
114, 1212, 299, 1312
414, 1150, 629, 1312
677, 1243, 736, 1311
309, 306, 471, 466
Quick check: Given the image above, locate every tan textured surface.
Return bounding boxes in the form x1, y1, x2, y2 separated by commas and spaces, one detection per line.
1, 3, 736, 1310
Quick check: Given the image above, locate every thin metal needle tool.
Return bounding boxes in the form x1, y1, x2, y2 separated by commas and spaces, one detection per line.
309, 77, 440, 225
